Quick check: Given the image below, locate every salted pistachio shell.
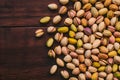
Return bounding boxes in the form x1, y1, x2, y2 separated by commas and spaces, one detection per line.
99, 8, 108, 15
91, 7, 98, 17
57, 27, 69, 33
40, 16, 50, 23
46, 38, 54, 47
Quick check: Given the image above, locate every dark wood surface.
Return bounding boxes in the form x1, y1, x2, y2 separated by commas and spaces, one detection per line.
0, 0, 67, 80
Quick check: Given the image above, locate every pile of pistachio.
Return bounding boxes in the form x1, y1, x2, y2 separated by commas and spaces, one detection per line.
35, 0, 120, 80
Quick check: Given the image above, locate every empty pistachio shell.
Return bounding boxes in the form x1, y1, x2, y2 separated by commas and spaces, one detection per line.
40, 16, 50, 23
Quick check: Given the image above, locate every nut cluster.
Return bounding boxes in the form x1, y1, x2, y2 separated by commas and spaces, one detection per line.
35, 0, 120, 80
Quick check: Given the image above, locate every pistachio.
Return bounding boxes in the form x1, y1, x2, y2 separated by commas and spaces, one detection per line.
61, 70, 69, 79
93, 62, 100, 68
74, 1, 81, 11
83, 3, 92, 11
78, 55, 85, 63
57, 26, 69, 33
72, 68, 80, 75
99, 8, 108, 15
88, 17, 96, 26
98, 22, 105, 32
64, 18, 73, 26
114, 32, 120, 37
104, 0, 112, 7
109, 35, 115, 44
62, 46, 69, 55
48, 49, 56, 58
113, 64, 118, 72
98, 66, 106, 72
99, 60, 108, 66
69, 77, 78, 80
78, 74, 86, 80
59, 0, 69, 5
54, 33, 63, 42
59, 6, 67, 14
69, 31, 75, 38
70, 24, 77, 32
84, 11, 92, 19
88, 66, 97, 73
108, 26, 115, 32
108, 58, 114, 64
96, 16, 104, 24
103, 30, 112, 37
66, 63, 75, 70
91, 24, 98, 33
95, 2, 104, 9
108, 51, 117, 57
61, 37, 68, 46
85, 71, 92, 79
91, 7, 98, 17
98, 53, 108, 59
106, 73, 113, 80
112, 0, 120, 5
81, 18, 87, 26
84, 27, 92, 35
68, 44, 75, 51
99, 46, 108, 53
73, 17, 81, 26
54, 46, 62, 55
77, 10, 85, 17
76, 48, 85, 55
79, 64, 86, 72
114, 56, 120, 63
47, 26, 56, 33
83, 43, 92, 50
109, 4, 118, 11
68, 10, 76, 18
115, 22, 120, 31
53, 15, 62, 24
35, 29, 44, 37
68, 38, 77, 44
92, 39, 101, 48
64, 55, 72, 62
91, 48, 99, 54
89, 0, 96, 4
111, 17, 118, 26
48, 3, 58, 10
104, 17, 110, 26
46, 38, 54, 47
82, 0, 89, 4
72, 58, 79, 66
91, 55, 99, 61
56, 58, 64, 67
89, 35, 95, 43
85, 50, 91, 58
105, 65, 112, 73
91, 72, 98, 80
114, 72, 120, 79
40, 16, 50, 23
50, 65, 57, 74
70, 52, 78, 58
75, 32, 84, 39
82, 35, 89, 43
85, 59, 92, 66
107, 10, 114, 18
77, 39, 83, 48
99, 72, 107, 78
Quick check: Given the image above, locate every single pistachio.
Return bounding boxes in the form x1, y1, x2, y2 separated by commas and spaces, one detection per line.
85, 50, 91, 58
91, 48, 99, 54
91, 24, 98, 33
107, 10, 114, 18
88, 66, 97, 73
98, 22, 105, 32
95, 2, 104, 9
40, 16, 50, 23
98, 53, 108, 59
60, 37, 68, 46
109, 4, 118, 11
76, 48, 85, 55
85, 71, 92, 79
83, 43, 92, 50
68, 10, 76, 18
115, 22, 120, 31
103, 30, 112, 37
108, 26, 115, 32
114, 11, 120, 16
99, 60, 108, 66
108, 51, 117, 57
111, 17, 118, 26
70, 24, 77, 32
91, 55, 99, 61
91, 7, 98, 17
78, 55, 85, 63
54, 45, 62, 55
59, 0, 69, 5
48, 3, 58, 10
98, 66, 106, 72
48, 49, 56, 58
84, 59, 92, 66
69, 77, 78, 80
64, 55, 72, 62
68, 38, 77, 44
109, 35, 115, 44
50, 65, 57, 74
77, 10, 85, 17
47, 26, 56, 33
92, 39, 101, 48
84, 11, 92, 19
89, 0, 96, 4
57, 26, 69, 33
35, 29, 44, 37
91, 72, 98, 80
46, 38, 54, 47
59, 6, 67, 14
72, 58, 79, 66
108, 58, 114, 65
99, 46, 108, 53
69, 31, 75, 38
68, 44, 75, 51
54, 33, 63, 42
88, 17, 96, 26
99, 72, 107, 78
79, 64, 87, 72
82, 0, 89, 4
93, 62, 100, 68
60, 70, 69, 79
74, 1, 81, 11
78, 74, 86, 80
101, 38, 108, 46
83, 3, 92, 11
66, 63, 75, 70
53, 15, 62, 24
72, 67, 80, 75
75, 32, 84, 39
94, 32, 103, 38
99, 8, 108, 15
82, 35, 89, 43
70, 52, 78, 58
114, 72, 120, 79
104, 17, 110, 26
77, 39, 83, 48
114, 56, 120, 63
73, 17, 81, 26
114, 32, 120, 37
106, 73, 113, 80
89, 35, 95, 43
112, 0, 120, 5
81, 18, 87, 26
84, 27, 92, 35
56, 58, 64, 67
62, 46, 69, 55
104, 0, 112, 6
113, 64, 118, 72
64, 18, 73, 26
105, 65, 112, 73
78, 25, 84, 32
96, 16, 104, 24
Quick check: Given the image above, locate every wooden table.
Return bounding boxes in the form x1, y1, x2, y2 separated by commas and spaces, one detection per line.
0, 0, 66, 80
